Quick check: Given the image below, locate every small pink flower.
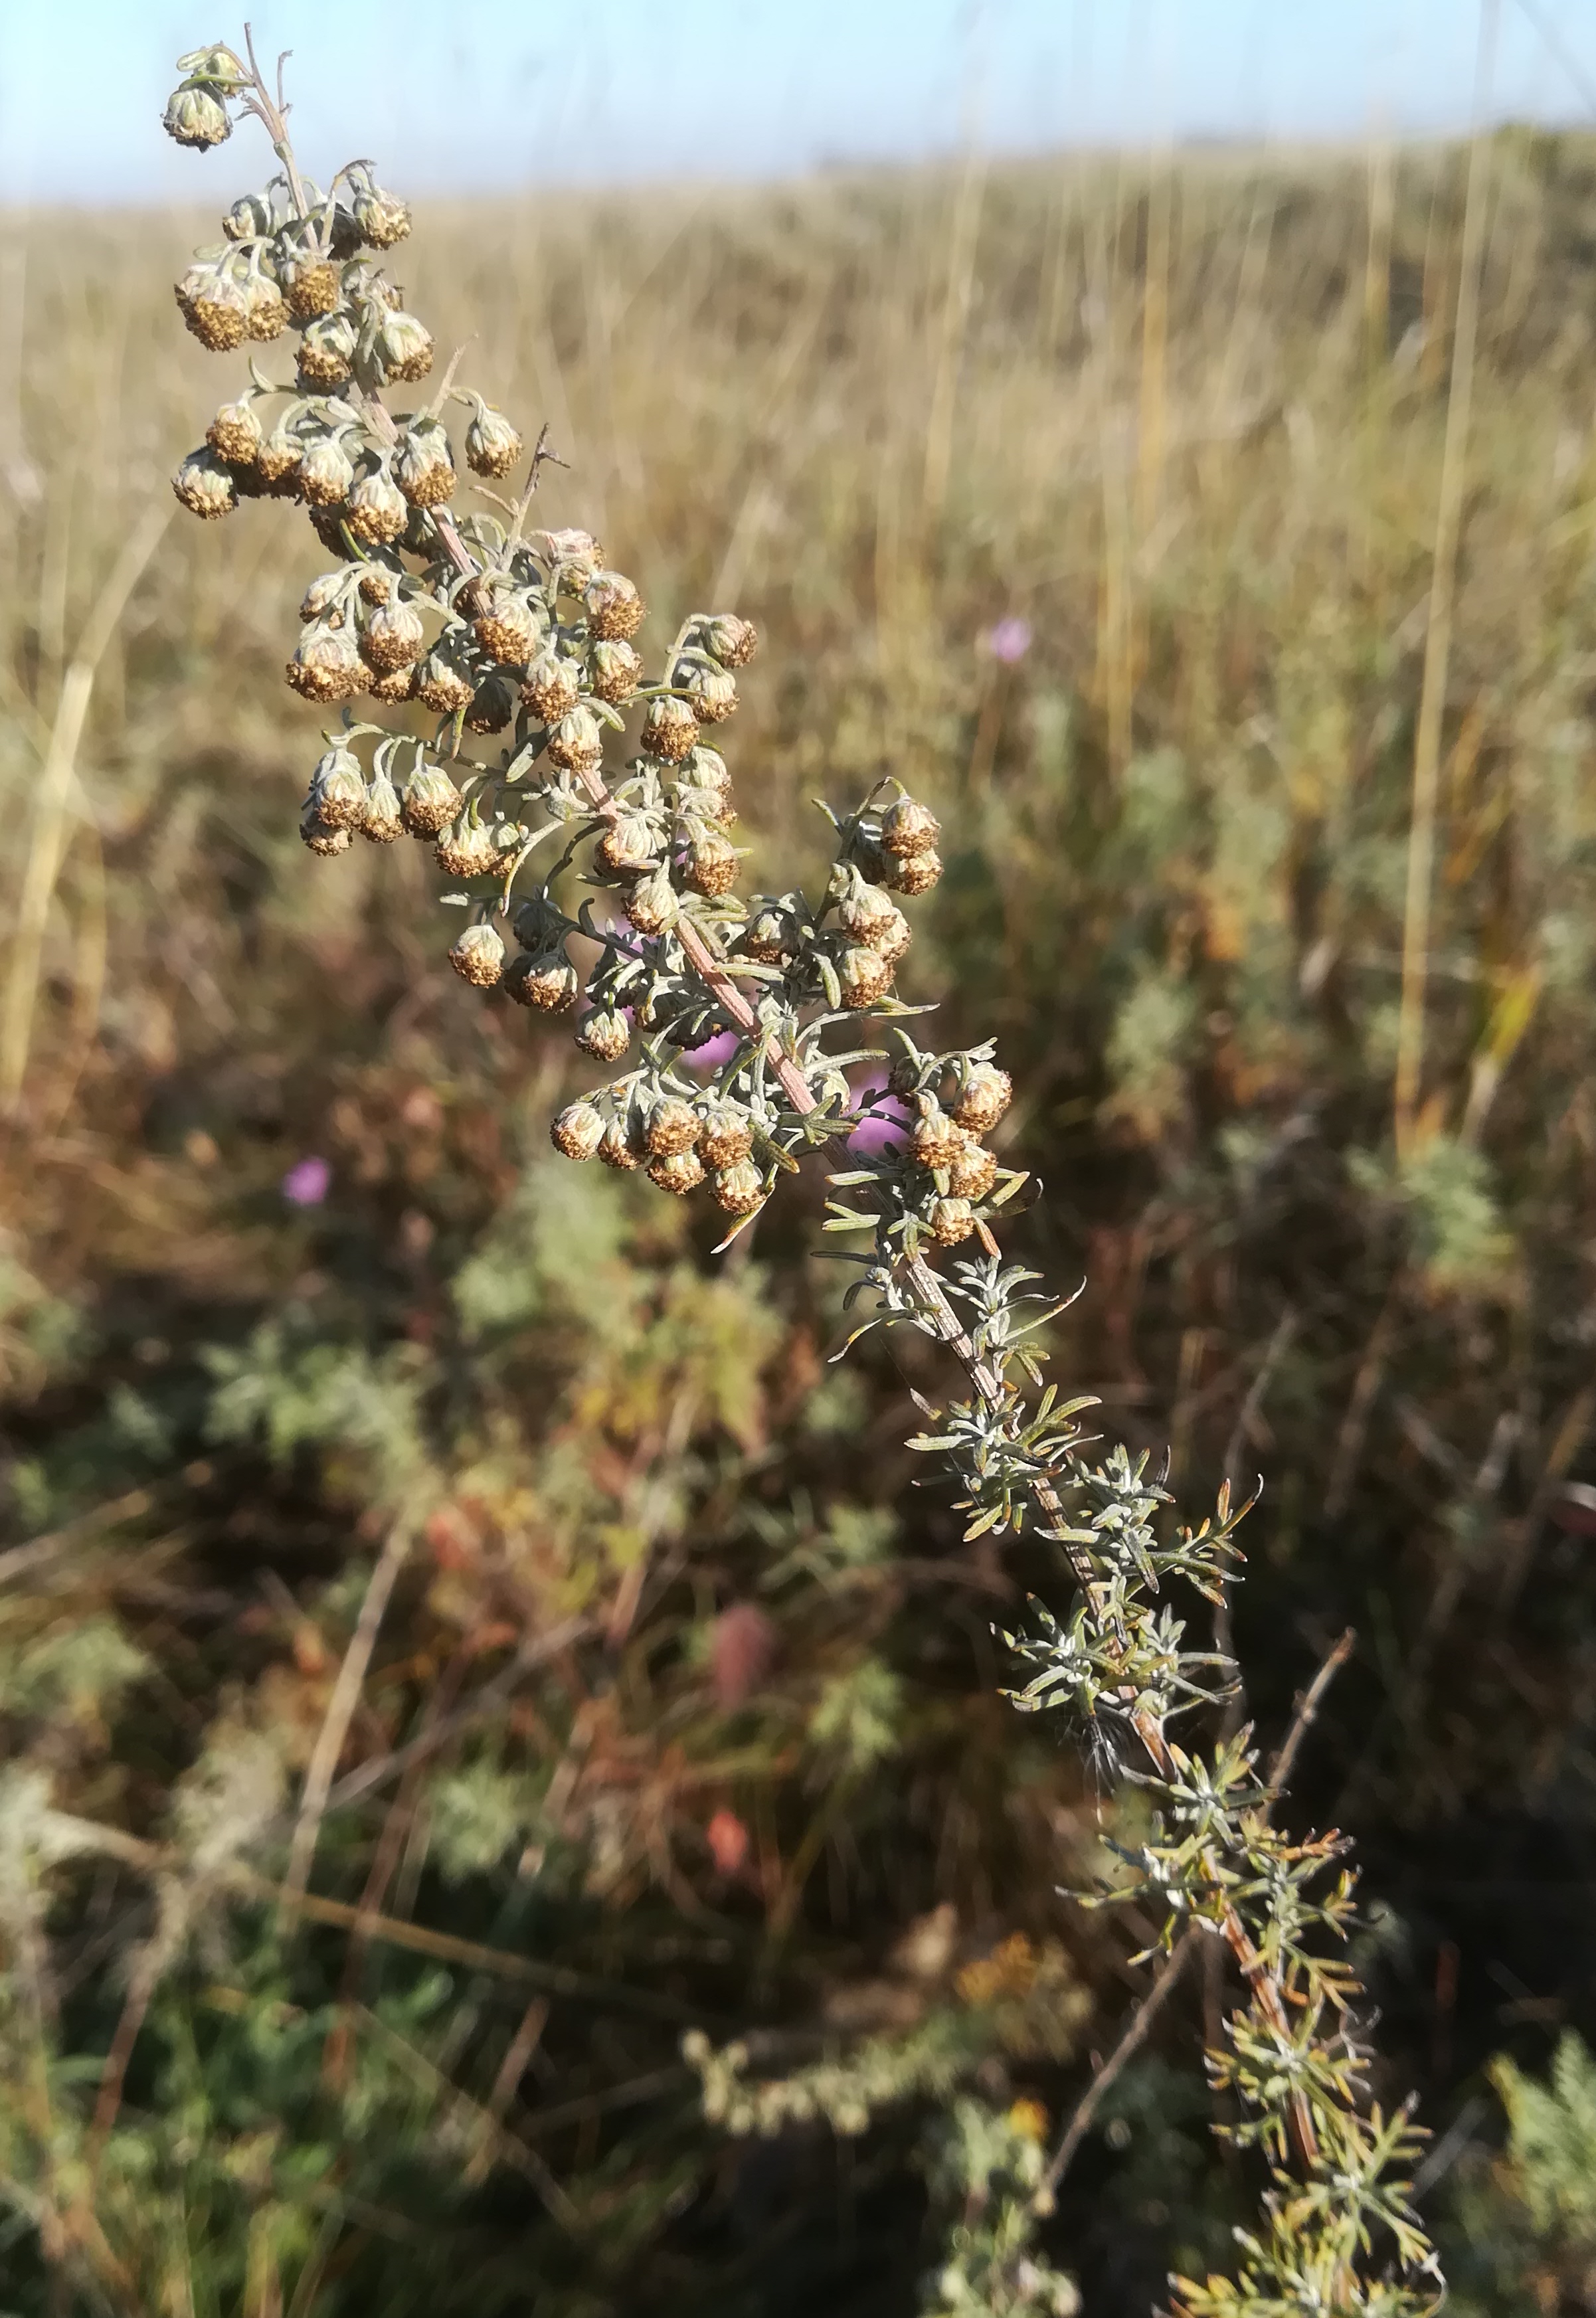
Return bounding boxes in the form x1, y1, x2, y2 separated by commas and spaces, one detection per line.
706, 1807, 750, 1877
282, 1155, 330, 1206
986, 616, 1032, 665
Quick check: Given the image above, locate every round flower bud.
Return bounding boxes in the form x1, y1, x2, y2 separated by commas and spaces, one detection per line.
207, 401, 262, 464
287, 628, 363, 701
367, 665, 416, 704
646, 1099, 701, 1158
742, 905, 791, 964
649, 1148, 706, 1198
887, 1053, 923, 1100
435, 815, 499, 877
872, 906, 913, 965
300, 806, 351, 857
576, 1009, 631, 1061
256, 421, 303, 486
474, 592, 537, 667
164, 84, 232, 148
881, 796, 941, 857
284, 256, 342, 321
598, 1118, 643, 1172
588, 639, 642, 704
596, 814, 657, 875
353, 185, 411, 248
584, 570, 644, 639
415, 635, 478, 715
310, 745, 368, 830
677, 662, 738, 723
953, 1063, 1013, 1134
521, 650, 581, 725
883, 847, 942, 897
686, 745, 731, 799
546, 705, 604, 774
836, 944, 895, 1010
298, 434, 356, 509
683, 833, 739, 898
378, 310, 433, 384
177, 270, 248, 352
359, 765, 404, 843
928, 1197, 976, 1247
626, 867, 677, 936
699, 1106, 754, 1169
298, 312, 356, 385
450, 923, 507, 988
912, 1101, 965, 1170
464, 673, 517, 734
345, 468, 408, 547
703, 614, 758, 667
465, 406, 523, 478
711, 1160, 764, 1215
838, 881, 902, 947
244, 273, 288, 342
361, 596, 426, 673
551, 1102, 605, 1162
301, 573, 348, 622
223, 192, 272, 241
642, 697, 699, 763
172, 448, 237, 520
505, 954, 579, 1012
946, 1141, 998, 1201
543, 528, 605, 578
395, 418, 455, 508
400, 760, 464, 837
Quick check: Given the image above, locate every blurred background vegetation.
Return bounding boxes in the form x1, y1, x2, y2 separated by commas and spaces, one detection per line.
5, 122, 1596, 2311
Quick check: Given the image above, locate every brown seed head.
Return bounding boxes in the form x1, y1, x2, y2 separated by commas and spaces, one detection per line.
649, 1148, 706, 1198
598, 1118, 643, 1172
298, 435, 356, 508
359, 768, 404, 842
415, 637, 477, 715
742, 905, 792, 964
646, 1099, 701, 1158
704, 614, 758, 667
711, 1159, 764, 1215
699, 1106, 754, 1169
301, 573, 347, 622
310, 747, 369, 830
474, 594, 537, 667
450, 923, 506, 988
584, 570, 644, 639
353, 186, 412, 248
954, 1064, 1013, 1134
345, 469, 408, 545
256, 422, 302, 484
929, 1197, 976, 1247
207, 401, 262, 464
576, 1009, 631, 1062
296, 320, 353, 389
287, 628, 363, 702
366, 665, 416, 704
434, 816, 499, 877
378, 310, 433, 383
400, 762, 463, 838
172, 448, 238, 520
642, 696, 699, 762
546, 705, 604, 773
684, 833, 739, 897
883, 847, 943, 897
244, 274, 288, 342
395, 420, 456, 507
679, 663, 738, 723
596, 814, 657, 875
836, 944, 895, 1010
300, 806, 351, 857
164, 84, 232, 147
361, 597, 426, 673
285, 256, 342, 321
551, 1102, 606, 1161
946, 1142, 999, 1201
521, 651, 581, 724
881, 796, 941, 857
626, 867, 677, 936
505, 954, 580, 1012
179, 274, 248, 352
912, 1101, 966, 1171
588, 640, 643, 704
466, 406, 523, 478
464, 673, 517, 733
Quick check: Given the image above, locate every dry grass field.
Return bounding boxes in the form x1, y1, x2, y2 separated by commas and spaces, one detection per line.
3, 126, 1596, 2313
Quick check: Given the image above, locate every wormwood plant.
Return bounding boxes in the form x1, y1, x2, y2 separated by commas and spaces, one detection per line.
159, 33, 1444, 2314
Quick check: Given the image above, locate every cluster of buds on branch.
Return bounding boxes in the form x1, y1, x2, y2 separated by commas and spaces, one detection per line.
163, 36, 1442, 2316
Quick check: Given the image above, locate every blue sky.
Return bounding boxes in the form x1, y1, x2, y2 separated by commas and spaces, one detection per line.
4, 1, 1593, 205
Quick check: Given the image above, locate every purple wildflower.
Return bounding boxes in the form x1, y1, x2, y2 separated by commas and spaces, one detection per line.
282, 1155, 331, 1207
986, 616, 1033, 665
